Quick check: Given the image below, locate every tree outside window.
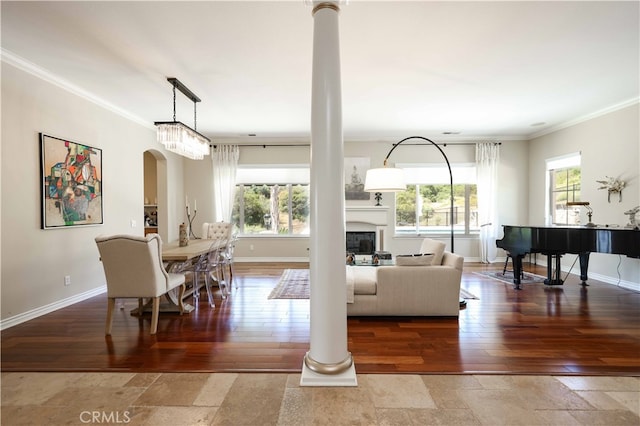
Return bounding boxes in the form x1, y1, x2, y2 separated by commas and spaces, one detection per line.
395, 183, 478, 235
233, 184, 309, 235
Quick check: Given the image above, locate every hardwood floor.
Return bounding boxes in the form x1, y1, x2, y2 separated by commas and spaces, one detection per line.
2, 262, 639, 375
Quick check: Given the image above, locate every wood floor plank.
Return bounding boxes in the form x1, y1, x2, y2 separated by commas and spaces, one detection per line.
1, 262, 639, 375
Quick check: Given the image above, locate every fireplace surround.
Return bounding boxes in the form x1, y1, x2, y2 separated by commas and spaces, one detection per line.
345, 205, 389, 253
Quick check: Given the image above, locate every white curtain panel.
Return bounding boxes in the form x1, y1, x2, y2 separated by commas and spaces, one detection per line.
212, 144, 239, 222
476, 142, 500, 263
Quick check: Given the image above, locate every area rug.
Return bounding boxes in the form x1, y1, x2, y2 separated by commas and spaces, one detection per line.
269, 269, 479, 300
473, 270, 546, 285
460, 288, 479, 300
268, 269, 310, 299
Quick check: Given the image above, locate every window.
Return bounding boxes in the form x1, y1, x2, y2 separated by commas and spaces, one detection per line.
546, 153, 581, 225
232, 167, 310, 235
394, 164, 478, 235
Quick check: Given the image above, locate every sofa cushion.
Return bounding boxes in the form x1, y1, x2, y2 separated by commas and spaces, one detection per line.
395, 253, 434, 266
349, 266, 377, 295
419, 238, 446, 265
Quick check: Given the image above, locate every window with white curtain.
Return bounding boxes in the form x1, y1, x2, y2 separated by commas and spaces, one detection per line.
232, 166, 310, 235
394, 164, 478, 235
546, 153, 582, 225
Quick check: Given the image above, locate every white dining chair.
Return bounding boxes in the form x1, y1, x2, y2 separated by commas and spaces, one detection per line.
95, 234, 186, 335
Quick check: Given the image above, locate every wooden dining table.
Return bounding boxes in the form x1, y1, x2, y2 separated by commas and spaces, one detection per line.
131, 238, 227, 314
162, 238, 225, 262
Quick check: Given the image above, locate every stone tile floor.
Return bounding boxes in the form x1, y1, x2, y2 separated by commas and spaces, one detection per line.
2, 372, 639, 425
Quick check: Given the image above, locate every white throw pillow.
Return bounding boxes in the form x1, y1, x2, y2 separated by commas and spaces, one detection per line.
419, 238, 446, 265
396, 253, 434, 266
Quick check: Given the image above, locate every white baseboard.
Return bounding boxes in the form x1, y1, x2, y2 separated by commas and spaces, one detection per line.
0, 285, 106, 330
235, 257, 309, 263
584, 271, 640, 292
497, 256, 640, 292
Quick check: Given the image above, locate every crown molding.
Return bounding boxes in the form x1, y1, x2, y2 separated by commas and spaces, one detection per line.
529, 97, 640, 140
1, 48, 155, 130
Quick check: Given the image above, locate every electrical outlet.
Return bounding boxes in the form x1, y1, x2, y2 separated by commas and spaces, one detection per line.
250, 244, 254, 251
64, 275, 71, 286
130, 219, 137, 228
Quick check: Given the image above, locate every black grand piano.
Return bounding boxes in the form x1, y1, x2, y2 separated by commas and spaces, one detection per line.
496, 225, 640, 289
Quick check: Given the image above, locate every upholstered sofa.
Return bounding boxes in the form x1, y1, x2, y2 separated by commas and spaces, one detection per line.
346, 239, 464, 317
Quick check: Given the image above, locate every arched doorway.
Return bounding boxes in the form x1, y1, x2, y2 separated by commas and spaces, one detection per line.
143, 149, 168, 241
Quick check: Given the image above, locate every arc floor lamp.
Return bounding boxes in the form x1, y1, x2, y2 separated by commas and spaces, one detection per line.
364, 136, 455, 253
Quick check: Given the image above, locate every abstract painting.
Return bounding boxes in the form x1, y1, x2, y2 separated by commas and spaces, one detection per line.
40, 133, 103, 229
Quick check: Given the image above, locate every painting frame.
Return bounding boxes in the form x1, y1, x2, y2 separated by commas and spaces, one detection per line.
40, 133, 103, 229
344, 157, 371, 200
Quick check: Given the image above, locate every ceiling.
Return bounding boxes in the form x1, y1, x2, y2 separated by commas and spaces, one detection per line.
2, 1, 638, 143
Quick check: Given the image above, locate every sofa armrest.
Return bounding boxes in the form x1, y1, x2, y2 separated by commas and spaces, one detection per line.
442, 252, 464, 271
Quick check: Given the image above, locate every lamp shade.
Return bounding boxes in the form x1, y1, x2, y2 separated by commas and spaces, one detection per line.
364, 167, 406, 192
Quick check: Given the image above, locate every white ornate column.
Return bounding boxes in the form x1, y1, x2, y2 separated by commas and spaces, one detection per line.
300, 0, 357, 386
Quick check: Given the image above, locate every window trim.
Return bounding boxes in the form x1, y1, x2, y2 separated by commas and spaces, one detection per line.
545, 152, 581, 226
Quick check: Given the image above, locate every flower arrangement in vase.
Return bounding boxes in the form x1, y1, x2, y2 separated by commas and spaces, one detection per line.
596, 176, 625, 202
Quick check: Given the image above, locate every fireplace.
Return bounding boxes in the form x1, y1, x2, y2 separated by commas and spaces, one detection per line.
345, 205, 389, 253
346, 231, 376, 255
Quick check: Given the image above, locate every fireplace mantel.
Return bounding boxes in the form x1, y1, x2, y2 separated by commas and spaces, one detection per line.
345, 205, 389, 226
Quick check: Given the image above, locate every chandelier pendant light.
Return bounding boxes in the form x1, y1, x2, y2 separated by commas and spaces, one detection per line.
155, 77, 210, 160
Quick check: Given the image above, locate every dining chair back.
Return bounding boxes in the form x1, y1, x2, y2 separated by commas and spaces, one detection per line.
192, 235, 229, 307
201, 222, 233, 241
95, 234, 185, 335
222, 233, 239, 288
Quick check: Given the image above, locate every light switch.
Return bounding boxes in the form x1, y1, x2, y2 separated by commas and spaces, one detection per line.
131, 219, 137, 228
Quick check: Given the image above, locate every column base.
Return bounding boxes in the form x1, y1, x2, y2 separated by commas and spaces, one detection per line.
300, 362, 358, 387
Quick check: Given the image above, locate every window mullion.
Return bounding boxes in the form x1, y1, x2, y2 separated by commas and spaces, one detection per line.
415, 184, 421, 234
464, 184, 470, 234
288, 184, 293, 235
239, 185, 245, 233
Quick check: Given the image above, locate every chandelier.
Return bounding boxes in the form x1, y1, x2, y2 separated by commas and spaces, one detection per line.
155, 77, 210, 160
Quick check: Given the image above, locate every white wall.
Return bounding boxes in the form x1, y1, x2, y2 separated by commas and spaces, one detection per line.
0, 63, 186, 324
528, 104, 640, 288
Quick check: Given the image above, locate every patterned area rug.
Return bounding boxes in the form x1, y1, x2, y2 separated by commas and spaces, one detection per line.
474, 270, 546, 285
268, 269, 310, 299
269, 269, 479, 300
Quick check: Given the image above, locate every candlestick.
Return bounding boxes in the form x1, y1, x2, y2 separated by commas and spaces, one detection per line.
185, 205, 198, 239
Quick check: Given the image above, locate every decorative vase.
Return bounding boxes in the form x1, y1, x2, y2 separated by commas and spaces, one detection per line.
179, 223, 189, 247
608, 190, 622, 203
